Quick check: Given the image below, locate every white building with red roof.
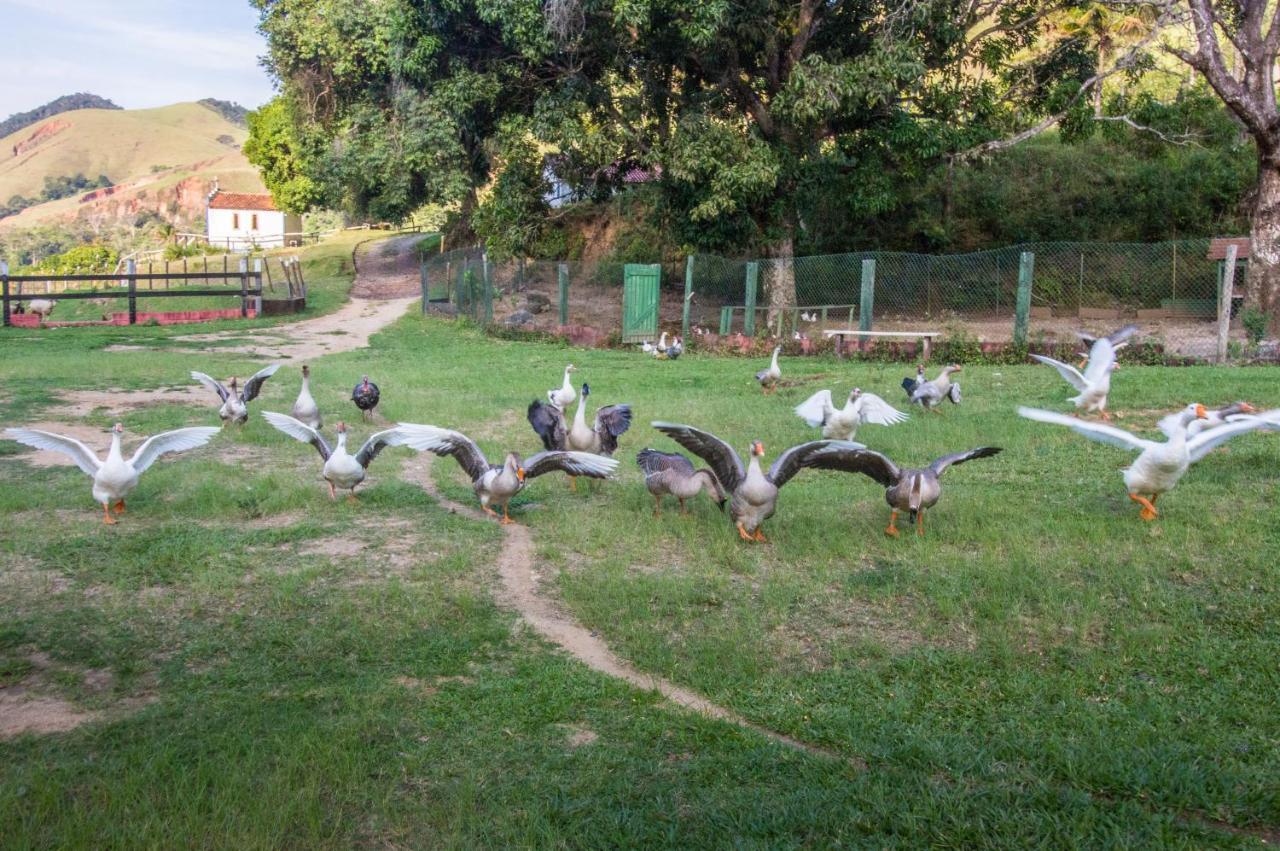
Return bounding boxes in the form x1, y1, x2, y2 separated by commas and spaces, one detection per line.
206, 183, 303, 250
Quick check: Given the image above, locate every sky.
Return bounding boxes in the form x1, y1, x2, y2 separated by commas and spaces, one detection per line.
0, 0, 276, 117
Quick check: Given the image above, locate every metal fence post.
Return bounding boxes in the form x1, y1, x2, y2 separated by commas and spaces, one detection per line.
1, 261, 9, 327
1217, 243, 1238, 363
483, 259, 494, 325
420, 260, 428, 315
719, 306, 731, 335
239, 258, 249, 318
1014, 251, 1034, 347
558, 263, 569, 326
744, 261, 759, 336
682, 255, 694, 340
127, 259, 137, 325
859, 258, 875, 333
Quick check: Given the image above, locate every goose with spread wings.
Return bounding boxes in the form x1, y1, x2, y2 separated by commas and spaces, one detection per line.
262, 412, 415, 501
395, 425, 618, 523
3, 423, 219, 523
908, 364, 962, 411
651, 422, 861, 542
529, 383, 632, 490
794, 387, 908, 441
192, 363, 281, 426
1075, 324, 1140, 367
1019, 403, 1280, 520
805, 443, 1002, 537
1030, 325, 1136, 419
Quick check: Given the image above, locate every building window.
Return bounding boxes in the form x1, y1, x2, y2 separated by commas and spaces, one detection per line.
232, 213, 240, 229
251, 214, 258, 231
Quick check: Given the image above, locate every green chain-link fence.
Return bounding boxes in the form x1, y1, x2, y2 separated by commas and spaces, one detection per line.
424, 240, 1253, 360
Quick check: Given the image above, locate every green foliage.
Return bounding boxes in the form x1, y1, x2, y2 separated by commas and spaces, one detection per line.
28, 243, 118, 274
469, 135, 550, 260
1242, 307, 1268, 345
0, 172, 111, 219
243, 99, 325, 214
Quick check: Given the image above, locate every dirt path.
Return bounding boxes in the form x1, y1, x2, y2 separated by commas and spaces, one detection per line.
352, 234, 430, 299
401, 456, 861, 765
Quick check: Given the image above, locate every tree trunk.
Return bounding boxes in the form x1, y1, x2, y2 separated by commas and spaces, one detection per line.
764, 229, 797, 328
1248, 154, 1280, 333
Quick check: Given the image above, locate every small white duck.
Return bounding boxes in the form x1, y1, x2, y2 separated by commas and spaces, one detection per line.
1030, 326, 1135, 420
3, 423, 219, 523
794, 388, 909, 441
548, 364, 578, 409
640, 340, 655, 354
291, 364, 322, 430
192, 363, 281, 426
262, 412, 415, 501
1018, 403, 1278, 520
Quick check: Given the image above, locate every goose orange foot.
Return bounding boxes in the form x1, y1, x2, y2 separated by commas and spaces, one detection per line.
884, 510, 900, 538
102, 504, 118, 525
753, 528, 768, 543
113, 500, 126, 514
1129, 493, 1159, 521
737, 523, 754, 542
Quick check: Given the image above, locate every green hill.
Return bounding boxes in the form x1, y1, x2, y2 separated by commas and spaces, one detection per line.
0, 101, 265, 229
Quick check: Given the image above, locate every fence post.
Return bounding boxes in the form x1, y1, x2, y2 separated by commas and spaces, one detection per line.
420, 261, 429, 315
1, 261, 9, 327
719, 306, 731, 335
483, 258, 494, 325
558, 263, 569, 326
1217, 243, 1238, 363
682, 255, 694, 340
1014, 251, 1034, 348
239, 258, 249, 318
744, 261, 759, 336
859, 258, 875, 333
127, 260, 137, 325
253, 259, 263, 316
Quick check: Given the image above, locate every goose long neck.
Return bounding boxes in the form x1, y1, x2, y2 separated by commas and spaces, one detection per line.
301, 374, 311, 393
770, 349, 779, 369
335, 431, 348, 454
107, 432, 123, 463
746, 453, 764, 481
573, 393, 588, 428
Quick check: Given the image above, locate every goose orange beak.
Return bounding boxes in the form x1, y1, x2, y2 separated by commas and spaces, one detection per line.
1195, 404, 1207, 419
1240, 402, 1257, 414
517, 467, 526, 482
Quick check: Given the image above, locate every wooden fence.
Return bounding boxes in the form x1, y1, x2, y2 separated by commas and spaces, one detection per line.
1, 259, 265, 327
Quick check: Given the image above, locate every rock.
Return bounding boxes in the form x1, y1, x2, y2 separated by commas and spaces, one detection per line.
505, 309, 535, 326
526, 293, 551, 314
426, 302, 458, 317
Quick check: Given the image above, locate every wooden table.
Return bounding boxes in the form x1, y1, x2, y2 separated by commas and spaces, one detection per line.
824, 329, 941, 360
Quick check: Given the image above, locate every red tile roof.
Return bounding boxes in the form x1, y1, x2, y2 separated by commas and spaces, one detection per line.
1207, 237, 1250, 260
208, 192, 278, 211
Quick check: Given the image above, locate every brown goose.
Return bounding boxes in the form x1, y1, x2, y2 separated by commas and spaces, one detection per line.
636, 448, 727, 516
395, 425, 618, 523
806, 443, 1002, 537
651, 422, 859, 542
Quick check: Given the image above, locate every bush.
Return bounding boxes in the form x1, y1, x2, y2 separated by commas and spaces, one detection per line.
1242, 307, 1268, 345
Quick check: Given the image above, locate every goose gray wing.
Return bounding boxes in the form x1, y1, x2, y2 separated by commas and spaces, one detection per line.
394, 425, 492, 481
593, 404, 632, 453
765, 440, 845, 487
240, 363, 281, 403
801, 443, 898, 486
191, 371, 230, 402
635, 448, 695, 478
523, 450, 619, 480
354, 426, 411, 468
526, 401, 567, 451
651, 422, 746, 491
929, 446, 1002, 476
262, 411, 332, 461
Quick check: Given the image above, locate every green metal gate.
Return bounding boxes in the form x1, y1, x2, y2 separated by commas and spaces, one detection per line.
622, 264, 660, 343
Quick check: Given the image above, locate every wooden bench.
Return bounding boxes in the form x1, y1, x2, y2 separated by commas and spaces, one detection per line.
824, 329, 941, 360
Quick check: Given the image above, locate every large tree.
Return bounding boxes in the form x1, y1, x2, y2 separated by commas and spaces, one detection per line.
1157, 0, 1280, 329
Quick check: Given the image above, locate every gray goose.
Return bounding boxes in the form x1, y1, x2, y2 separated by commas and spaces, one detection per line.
529, 384, 631, 490
807, 443, 1001, 536
651, 422, 859, 542
636, 449, 727, 516
396, 425, 618, 523
191, 363, 281, 426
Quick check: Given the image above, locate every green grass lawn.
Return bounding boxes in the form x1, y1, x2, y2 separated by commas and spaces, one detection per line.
1, 300, 1278, 847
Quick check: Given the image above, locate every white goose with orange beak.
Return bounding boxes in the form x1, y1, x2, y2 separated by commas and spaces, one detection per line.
1019, 403, 1278, 520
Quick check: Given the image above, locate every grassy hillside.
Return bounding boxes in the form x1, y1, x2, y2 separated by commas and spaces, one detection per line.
0, 102, 264, 229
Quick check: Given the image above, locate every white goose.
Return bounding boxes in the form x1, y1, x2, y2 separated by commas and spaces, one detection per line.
652, 331, 670, 359
1030, 327, 1134, 420
192, 363, 281, 426
794, 387, 908, 441
1018, 404, 1278, 520
291, 364, 322, 430
548, 364, 578, 409
262, 412, 414, 501
3, 423, 219, 523
755, 346, 782, 393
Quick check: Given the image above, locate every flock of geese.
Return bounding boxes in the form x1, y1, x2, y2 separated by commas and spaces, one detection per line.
4, 322, 1278, 537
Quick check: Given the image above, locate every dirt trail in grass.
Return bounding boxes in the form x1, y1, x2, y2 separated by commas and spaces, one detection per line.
351, 234, 429, 299
402, 455, 861, 765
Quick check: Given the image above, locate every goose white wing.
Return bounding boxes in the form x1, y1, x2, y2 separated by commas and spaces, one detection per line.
1029, 354, 1089, 392
190, 371, 230, 402
1017, 407, 1153, 453
261, 411, 332, 461
128, 427, 220, 473
1186, 416, 1276, 462
794, 390, 833, 428
854, 392, 909, 426
3, 428, 102, 476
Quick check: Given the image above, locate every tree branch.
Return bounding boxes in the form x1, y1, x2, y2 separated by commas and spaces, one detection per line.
1093, 114, 1201, 146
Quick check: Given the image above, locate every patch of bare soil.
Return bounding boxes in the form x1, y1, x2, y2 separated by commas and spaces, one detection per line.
559, 723, 599, 748
401, 455, 863, 766
0, 652, 156, 740
353, 235, 430, 299
49, 386, 206, 418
